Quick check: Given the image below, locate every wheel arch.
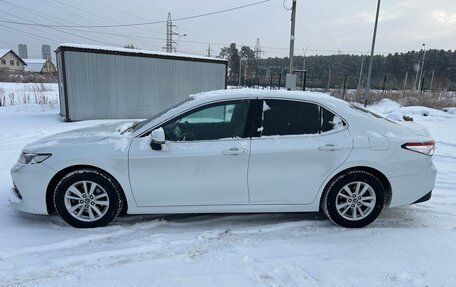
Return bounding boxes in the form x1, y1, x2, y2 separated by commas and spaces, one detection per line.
46, 165, 128, 215
319, 166, 392, 210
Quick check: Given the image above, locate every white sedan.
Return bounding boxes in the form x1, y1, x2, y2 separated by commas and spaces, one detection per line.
10, 90, 437, 228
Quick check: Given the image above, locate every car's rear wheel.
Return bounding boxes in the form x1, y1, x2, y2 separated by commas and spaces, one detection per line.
322, 170, 385, 228
54, 169, 123, 228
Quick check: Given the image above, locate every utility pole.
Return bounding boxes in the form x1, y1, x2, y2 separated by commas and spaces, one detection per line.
417, 43, 426, 90
206, 44, 212, 57
288, 0, 297, 74
254, 38, 263, 60
326, 66, 332, 92
403, 66, 409, 95
364, 0, 381, 107
166, 12, 173, 53
302, 46, 308, 70
239, 56, 242, 87
430, 69, 435, 92
420, 71, 426, 93
357, 54, 365, 90
342, 74, 348, 100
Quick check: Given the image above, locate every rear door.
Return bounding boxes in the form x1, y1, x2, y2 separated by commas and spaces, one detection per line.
248, 99, 353, 205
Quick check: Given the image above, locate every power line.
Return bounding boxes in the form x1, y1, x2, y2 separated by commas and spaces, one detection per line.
0, 0, 118, 46
0, 0, 270, 28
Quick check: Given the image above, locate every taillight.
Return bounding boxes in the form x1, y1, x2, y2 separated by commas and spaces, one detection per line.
401, 141, 435, 156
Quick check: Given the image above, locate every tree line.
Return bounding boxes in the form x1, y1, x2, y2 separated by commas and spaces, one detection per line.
218, 43, 456, 91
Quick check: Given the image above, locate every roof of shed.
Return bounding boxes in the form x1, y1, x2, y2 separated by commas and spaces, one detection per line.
57, 43, 227, 64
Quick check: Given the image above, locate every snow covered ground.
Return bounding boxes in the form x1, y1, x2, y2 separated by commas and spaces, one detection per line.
0, 85, 455, 286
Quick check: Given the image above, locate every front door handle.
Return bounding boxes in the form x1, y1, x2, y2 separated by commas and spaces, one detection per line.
319, 144, 344, 151
222, 148, 248, 156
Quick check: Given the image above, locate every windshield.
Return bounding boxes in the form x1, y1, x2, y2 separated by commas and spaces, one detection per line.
132, 97, 194, 132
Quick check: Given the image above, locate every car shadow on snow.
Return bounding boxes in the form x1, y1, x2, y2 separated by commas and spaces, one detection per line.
9, 207, 430, 230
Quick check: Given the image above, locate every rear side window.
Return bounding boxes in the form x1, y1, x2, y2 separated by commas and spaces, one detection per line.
261, 100, 320, 136
260, 100, 346, 136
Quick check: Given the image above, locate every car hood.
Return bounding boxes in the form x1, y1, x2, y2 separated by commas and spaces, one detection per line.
24, 121, 134, 151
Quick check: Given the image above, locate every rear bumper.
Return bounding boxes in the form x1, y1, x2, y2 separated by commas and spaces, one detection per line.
388, 160, 437, 207
412, 190, 432, 204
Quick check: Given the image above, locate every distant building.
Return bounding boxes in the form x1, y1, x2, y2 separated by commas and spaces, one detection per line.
0, 49, 26, 71
41, 44, 51, 60
24, 59, 56, 74
18, 44, 28, 59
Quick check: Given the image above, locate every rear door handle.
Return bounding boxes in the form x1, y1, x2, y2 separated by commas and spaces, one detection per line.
222, 148, 248, 156
319, 144, 344, 151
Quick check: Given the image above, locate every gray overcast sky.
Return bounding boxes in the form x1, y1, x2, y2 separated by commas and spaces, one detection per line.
1, 0, 455, 59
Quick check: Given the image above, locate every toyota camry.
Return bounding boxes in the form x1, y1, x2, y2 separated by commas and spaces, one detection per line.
10, 89, 437, 228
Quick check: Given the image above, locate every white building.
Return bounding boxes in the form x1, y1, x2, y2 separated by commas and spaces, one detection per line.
0, 49, 26, 71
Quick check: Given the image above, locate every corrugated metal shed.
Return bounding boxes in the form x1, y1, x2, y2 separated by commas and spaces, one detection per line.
56, 44, 227, 121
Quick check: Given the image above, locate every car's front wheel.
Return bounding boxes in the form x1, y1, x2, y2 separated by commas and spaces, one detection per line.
54, 169, 123, 228
322, 170, 385, 228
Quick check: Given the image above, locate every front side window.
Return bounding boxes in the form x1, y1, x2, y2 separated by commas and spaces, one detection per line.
163, 100, 249, 141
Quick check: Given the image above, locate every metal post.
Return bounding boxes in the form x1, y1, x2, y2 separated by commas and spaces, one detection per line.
364, 0, 381, 107
382, 75, 387, 93
239, 57, 243, 87
269, 74, 273, 90
342, 74, 347, 100
288, 0, 297, 74
430, 69, 435, 92
302, 70, 307, 91
278, 73, 282, 89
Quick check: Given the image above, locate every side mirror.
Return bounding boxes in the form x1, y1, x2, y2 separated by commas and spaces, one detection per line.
150, 127, 165, 150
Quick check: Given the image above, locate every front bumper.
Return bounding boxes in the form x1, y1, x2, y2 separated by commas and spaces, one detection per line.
9, 162, 55, 215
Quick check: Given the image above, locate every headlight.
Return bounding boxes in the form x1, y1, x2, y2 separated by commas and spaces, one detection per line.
18, 153, 52, 164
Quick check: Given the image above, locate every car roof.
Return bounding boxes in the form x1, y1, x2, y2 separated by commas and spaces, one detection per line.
189, 89, 349, 109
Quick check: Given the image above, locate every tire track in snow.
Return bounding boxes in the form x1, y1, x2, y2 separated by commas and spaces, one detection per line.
0, 217, 335, 286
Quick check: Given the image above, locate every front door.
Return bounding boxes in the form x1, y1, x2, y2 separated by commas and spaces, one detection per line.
128, 100, 252, 206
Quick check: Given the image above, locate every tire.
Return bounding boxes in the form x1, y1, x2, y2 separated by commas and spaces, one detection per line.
322, 170, 385, 228
54, 169, 123, 228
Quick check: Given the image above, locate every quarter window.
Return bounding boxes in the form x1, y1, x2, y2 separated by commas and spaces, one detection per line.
321, 107, 346, 133
163, 100, 249, 141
